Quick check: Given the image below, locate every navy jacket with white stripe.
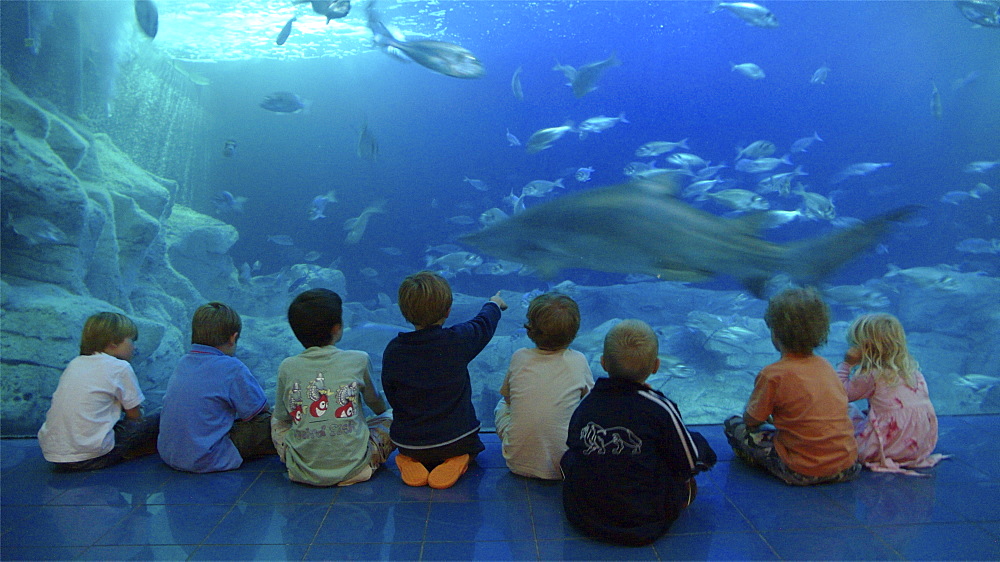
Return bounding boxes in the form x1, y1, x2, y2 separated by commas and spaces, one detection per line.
561, 376, 717, 546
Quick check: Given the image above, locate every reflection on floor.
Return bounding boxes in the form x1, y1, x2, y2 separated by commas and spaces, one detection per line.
2, 415, 998, 561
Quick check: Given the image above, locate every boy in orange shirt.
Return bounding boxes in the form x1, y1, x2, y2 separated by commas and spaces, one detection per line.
724, 287, 861, 485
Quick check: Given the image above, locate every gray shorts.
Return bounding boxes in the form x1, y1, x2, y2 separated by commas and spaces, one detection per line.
724, 415, 861, 486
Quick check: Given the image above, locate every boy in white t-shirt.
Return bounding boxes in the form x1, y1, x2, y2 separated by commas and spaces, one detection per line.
38, 312, 159, 471
494, 293, 594, 479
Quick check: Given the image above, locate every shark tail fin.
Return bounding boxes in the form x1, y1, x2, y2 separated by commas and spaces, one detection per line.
783, 205, 921, 287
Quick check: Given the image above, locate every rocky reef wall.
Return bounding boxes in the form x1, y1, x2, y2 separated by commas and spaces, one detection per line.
0, 72, 346, 436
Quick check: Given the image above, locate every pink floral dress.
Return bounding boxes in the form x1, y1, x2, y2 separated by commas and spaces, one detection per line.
837, 362, 950, 476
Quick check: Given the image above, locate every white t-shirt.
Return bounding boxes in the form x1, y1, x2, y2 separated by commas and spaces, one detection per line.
500, 347, 594, 479
38, 353, 145, 462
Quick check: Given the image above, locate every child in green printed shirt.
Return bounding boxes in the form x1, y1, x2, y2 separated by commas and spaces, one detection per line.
272, 289, 394, 486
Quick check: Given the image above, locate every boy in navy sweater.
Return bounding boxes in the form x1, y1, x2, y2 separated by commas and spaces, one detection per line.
382, 271, 507, 489
561, 319, 716, 546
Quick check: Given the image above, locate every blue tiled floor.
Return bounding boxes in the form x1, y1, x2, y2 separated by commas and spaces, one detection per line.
2, 415, 998, 561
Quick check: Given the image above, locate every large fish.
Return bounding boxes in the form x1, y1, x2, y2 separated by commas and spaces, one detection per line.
134, 0, 158, 39
366, 4, 484, 79
459, 175, 918, 297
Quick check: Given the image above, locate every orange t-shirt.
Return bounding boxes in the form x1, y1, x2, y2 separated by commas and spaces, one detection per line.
745, 353, 857, 477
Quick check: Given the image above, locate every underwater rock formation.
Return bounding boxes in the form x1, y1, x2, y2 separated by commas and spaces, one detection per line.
1, 74, 304, 435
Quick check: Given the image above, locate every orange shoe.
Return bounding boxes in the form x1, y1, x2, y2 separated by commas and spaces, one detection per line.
428, 454, 470, 489
395, 454, 429, 487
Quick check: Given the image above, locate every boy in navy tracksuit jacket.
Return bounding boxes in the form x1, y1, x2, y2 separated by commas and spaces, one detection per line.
561, 319, 716, 546
382, 271, 508, 489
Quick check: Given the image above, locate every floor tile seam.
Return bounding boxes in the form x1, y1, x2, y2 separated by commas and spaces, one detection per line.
75, 501, 147, 550
861, 524, 909, 561
721, 493, 762, 534
302, 501, 335, 549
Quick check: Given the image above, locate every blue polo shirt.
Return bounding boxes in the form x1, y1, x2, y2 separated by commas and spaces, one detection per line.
158, 344, 267, 473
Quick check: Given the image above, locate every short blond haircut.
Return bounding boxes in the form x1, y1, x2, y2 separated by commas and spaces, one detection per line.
846, 313, 919, 388
764, 287, 829, 354
603, 319, 658, 383
398, 271, 452, 327
192, 302, 242, 347
526, 293, 580, 350
80, 312, 138, 355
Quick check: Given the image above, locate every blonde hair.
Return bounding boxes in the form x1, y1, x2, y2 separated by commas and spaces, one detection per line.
192, 302, 242, 347
603, 319, 658, 383
398, 271, 452, 327
526, 293, 580, 351
846, 313, 919, 387
764, 287, 829, 354
80, 312, 138, 355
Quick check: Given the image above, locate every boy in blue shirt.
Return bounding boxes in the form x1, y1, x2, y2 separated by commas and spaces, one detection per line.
158, 302, 275, 473
382, 271, 507, 489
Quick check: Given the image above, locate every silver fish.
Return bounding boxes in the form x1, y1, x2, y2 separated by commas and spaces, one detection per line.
956, 237, 1000, 254
367, 4, 484, 79
554, 53, 621, 98
790, 132, 823, 153
344, 201, 386, 244
357, 120, 378, 161
577, 113, 628, 139
460, 175, 917, 297
506, 129, 521, 147
810, 64, 830, 85
955, 0, 1000, 27
830, 162, 892, 184
522, 178, 565, 198
308, 190, 337, 220
965, 161, 999, 173
5, 213, 68, 245
276, 16, 296, 46
731, 62, 765, 80
712, 2, 779, 28
268, 234, 295, 246
635, 139, 689, 157
736, 140, 776, 160
464, 177, 489, 191
511, 66, 524, 101
525, 122, 574, 154
479, 207, 509, 227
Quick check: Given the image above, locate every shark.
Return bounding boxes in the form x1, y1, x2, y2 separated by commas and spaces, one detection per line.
460, 175, 918, 298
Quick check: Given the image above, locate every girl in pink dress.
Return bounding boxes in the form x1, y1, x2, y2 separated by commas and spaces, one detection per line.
838, 313, 949, 475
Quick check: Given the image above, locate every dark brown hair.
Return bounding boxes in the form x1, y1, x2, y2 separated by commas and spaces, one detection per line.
288, 289, 343, 348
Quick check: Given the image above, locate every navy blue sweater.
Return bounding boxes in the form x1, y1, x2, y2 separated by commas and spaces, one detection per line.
382, 302, 502, 449
561, 377, 716, 546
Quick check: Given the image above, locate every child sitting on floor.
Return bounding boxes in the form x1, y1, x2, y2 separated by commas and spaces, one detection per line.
381, 271, 507, 489
724, 286, 861, 485
38, 312, 159, 471
561, 319, 716, 546
838, 313, 949, 475
272, 289, 395, 486
158, 302, 275, 473
495, 292, 594, 480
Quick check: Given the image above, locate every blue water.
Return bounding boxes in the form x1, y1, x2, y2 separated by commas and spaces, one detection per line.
1, 1, 998, 431
172, 1, 1000, 302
